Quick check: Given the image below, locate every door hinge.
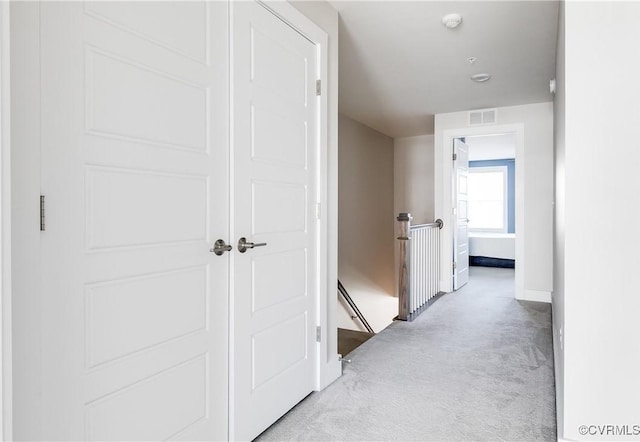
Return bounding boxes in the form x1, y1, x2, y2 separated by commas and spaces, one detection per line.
452, 153, 457, 161
453, 261, 457, 270
316, 79, 321, 96
316, 326, 321, 343
40, 195, 45, 231
315, 202, 322, 220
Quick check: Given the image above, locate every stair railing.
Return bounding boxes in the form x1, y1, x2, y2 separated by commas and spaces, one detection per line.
337, 280, 375, 334
397, 213, 444, 321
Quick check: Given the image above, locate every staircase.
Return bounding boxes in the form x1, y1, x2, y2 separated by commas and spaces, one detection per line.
337, 328, 375, 357
337, 280, 376, 356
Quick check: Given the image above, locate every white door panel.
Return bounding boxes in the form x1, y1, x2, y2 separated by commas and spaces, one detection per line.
83, 2, 210, 63
231, 2, 318, 440
453, 138, 470, 290
39, 2, 228, 440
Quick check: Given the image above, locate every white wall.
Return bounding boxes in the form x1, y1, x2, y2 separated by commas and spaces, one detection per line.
338, 114, 396, 333
393, 134, 435, 224
435, 103, 554, 302
0, 2, 12, 439
556, 3, 640, 440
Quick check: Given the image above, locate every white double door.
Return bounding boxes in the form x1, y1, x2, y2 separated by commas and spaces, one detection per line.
37, 1, 318, 440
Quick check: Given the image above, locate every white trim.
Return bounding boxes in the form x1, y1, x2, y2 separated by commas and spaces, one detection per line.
0, 2, 12, 440
437, 124, 524, 299
254, 0, 340, 390
520, 289, 551, 304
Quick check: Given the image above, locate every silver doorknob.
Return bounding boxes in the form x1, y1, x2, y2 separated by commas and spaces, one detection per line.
237, 237, 267, 253
211, 239, 232, 256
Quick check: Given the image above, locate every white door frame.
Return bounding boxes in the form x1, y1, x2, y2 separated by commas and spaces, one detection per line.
0, 2, 12, 439
255, 1, 340, 391
437, 124, 524, 299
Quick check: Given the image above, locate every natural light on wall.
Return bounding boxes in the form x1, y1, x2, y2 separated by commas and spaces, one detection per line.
468, 166, 508, 232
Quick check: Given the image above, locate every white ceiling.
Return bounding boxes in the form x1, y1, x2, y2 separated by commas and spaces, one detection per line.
466, 133, 516, 161
330, 1, 559, 137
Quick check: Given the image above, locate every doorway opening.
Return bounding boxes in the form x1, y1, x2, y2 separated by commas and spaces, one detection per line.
451, 130, 520, 292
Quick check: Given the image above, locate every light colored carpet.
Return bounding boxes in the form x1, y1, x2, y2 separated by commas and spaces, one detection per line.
256, 267, 556, 441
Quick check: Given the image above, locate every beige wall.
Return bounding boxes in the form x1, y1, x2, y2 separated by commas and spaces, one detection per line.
338, 114, 396, 332
394, 134, 435, 224
393, 134, 435, 298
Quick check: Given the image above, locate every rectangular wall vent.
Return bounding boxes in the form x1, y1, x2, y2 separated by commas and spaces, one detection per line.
469, 108, 497, 126
469, 111, 482, 125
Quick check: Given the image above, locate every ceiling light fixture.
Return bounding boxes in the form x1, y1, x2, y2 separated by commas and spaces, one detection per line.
442, 13, 462, 29
471, 73, 491, 82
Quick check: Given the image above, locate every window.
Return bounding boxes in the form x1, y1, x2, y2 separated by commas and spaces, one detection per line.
468, 166, 508, 232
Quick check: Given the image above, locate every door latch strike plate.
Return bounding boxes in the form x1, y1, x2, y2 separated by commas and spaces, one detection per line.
40, 195, 45, 231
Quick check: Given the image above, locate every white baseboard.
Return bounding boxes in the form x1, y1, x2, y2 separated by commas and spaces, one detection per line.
518, 289, 551, 303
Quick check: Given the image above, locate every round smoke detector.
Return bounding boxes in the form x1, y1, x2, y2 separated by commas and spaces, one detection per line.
442, 13, 462, 29
471, 73, 492, 83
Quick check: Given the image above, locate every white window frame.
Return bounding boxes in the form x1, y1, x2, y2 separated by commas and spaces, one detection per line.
468, 165, 508, 233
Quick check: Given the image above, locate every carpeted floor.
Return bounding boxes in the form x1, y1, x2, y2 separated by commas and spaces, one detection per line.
256, 267, 556, 441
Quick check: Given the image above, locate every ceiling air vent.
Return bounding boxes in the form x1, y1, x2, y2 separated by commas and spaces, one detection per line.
469, 108, 497, 126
